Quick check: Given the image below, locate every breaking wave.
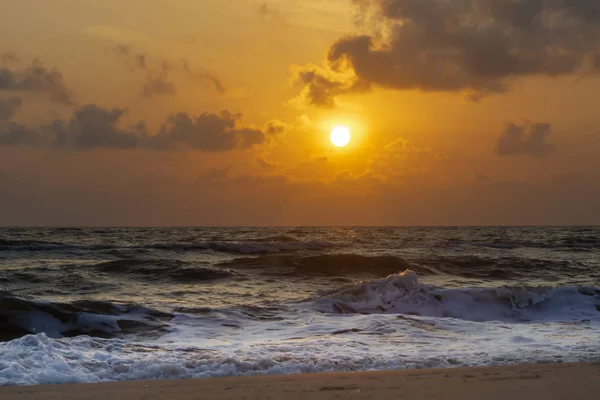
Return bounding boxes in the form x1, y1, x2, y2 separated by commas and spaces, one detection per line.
310, 270, 600, 322
1, 330, 599, 386
0, 293, 173, 342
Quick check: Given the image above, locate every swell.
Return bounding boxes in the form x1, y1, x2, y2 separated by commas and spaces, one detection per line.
438, 236, 600, 252
0, 238, 337, 255
415, 255, 582, 281
0, 293, 172, 342
218, 253, 591, 281
91, 259, 233, 283
220, 254, 421, 277
309, 270, 600, 323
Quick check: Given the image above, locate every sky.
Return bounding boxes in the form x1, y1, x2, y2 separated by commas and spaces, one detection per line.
1, 0, 600, 226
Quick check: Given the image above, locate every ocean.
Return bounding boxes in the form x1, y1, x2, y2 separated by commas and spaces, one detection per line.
1, 226, 599, 385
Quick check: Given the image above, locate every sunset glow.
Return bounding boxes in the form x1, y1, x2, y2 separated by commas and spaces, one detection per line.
1, 0, 600, 227
1, 1, 599, 390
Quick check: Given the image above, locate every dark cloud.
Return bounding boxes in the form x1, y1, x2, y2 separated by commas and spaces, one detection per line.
0, 123, 39, 146
0, 59, 73, 105
291, 64, 370, 107
114, 46, 227, 98
296, 0, 600, 106
0, 104, 283, 152
48, 105, 141, 149
495, 122, 556, 158
150, 111, 272, 151
0, 97, 22, 121
0, 97, 40, 145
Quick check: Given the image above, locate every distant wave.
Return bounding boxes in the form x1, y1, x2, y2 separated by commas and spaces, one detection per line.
438, 236, 600, 252
92, 259, 233, 282
0, 239, 67, 250
0, 293, 172, 342
249, 235, 301, 243
220, 254, 422, 277
310, 270, 600, 322
0, 238, 337, 255
414, 255, 577, 280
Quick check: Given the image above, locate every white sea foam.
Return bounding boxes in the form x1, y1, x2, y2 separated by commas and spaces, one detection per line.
310, 270, 600, 322
1, 315, 599, 386
1, 270, 599, 386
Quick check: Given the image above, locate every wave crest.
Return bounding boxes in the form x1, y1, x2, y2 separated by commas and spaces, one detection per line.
310, 270, 600, 322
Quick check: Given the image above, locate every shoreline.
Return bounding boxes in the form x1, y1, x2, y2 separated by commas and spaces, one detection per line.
1, 362, 598, 399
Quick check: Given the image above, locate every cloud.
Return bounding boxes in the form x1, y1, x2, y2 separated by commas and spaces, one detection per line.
258, 3, 289, 27
0, 58, 73, 104
1, 103, 284, 152
149, 111, 274, 151
295, 0, 600, 105
384, 137, 409, 152
290, 64, 370, 107
259, 3, 280, 18
0, 123, 39, 146
264, 119, 287, 135
48, 104, 142, 149
333, 169, 383, 185
141, 63, 176, 98
114, 46, 228, 98
1, 53, 19, 65
180, 59, 228, 95
495, 122, 556, 158
256, 156, 280, 169
0, 97, 22, 121
311, 154, 328, 164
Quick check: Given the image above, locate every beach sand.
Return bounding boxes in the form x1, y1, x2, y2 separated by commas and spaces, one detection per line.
1, 363, 598, 399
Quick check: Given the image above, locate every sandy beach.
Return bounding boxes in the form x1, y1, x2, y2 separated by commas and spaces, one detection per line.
1, 363, 598, 400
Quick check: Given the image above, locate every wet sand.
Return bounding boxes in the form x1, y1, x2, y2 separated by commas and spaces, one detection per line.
1, 362, 598, 399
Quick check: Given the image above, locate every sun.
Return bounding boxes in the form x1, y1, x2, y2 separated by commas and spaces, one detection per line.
330, 126, 351, 147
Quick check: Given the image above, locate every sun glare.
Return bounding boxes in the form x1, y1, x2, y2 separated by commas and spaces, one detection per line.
330, 126, 351, 147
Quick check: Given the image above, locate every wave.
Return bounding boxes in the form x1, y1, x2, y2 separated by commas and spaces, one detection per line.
438, 236, 600, 252
309, 270, 600, 322
220, 254, 421, 277
0, 238, 337, 255
2, 329, 599, 385
0, 293, 173, 342
249, 235, 301, 243
219, 253, 580, 281
0, 238, 66, 250
92, 260, 233, 282
414, 255, 576, 280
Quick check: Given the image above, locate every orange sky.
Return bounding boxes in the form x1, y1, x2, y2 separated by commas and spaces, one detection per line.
1, 0, 600, 226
